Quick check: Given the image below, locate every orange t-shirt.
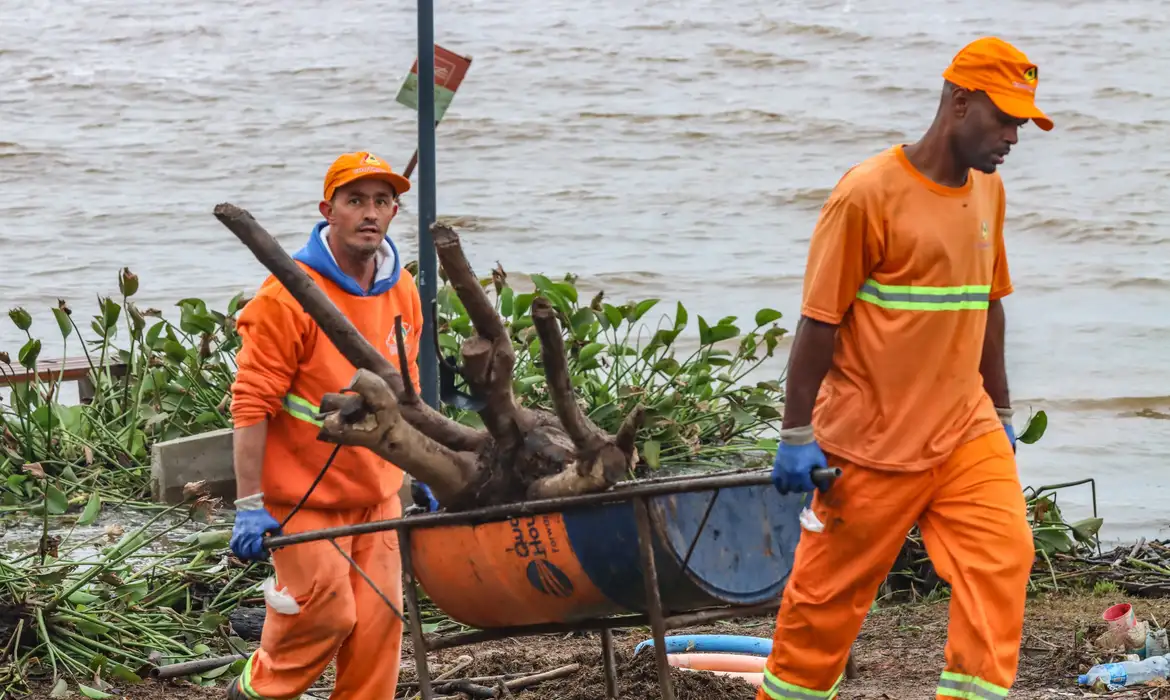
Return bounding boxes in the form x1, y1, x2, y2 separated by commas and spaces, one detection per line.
801, 144, 1012, 471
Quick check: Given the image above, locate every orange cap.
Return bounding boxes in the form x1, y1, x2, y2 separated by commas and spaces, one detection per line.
323, 151, 411, 201
942, 37, 1053, 131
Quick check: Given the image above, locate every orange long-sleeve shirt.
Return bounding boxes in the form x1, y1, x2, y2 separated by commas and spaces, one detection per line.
231, 222, 423, 509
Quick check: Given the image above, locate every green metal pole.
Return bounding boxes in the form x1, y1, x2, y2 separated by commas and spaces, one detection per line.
416, 0, 439, 408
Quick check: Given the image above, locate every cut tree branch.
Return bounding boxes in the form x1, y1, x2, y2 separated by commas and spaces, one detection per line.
213, 203, 486, 453
317, 369, 475, 503
531, 296, 600, 450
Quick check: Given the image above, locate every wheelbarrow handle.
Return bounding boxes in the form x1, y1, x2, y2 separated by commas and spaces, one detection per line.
810, 466, 843, 493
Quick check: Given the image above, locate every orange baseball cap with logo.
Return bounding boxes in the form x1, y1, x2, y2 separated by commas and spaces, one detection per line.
942, 37, 1053, 131
323, 151, 411, 201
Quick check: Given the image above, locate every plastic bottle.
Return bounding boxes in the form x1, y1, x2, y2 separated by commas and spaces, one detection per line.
1078, 654, 1170, 688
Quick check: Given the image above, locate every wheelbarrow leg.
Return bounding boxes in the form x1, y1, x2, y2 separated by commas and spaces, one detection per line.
634, 497, 675, 700
601, 628, 619, 699
398, 529, 434, 700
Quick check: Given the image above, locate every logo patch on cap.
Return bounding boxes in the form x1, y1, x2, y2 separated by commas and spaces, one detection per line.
1023, 66, 1037, 83
364, 154, 382, 165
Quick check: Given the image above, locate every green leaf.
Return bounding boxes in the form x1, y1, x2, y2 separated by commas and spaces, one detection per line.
578, 343, 605, 365
202, 662, 232, 679
1033, 527, 1072, 554
652, 357, 680, 374
499, 287, 515, 318
552, 282, 578, 303
603, 304, 624, 329
51, 307, 72, 338
1018, 410, 1047, 444
163, 339, 189, 364
513, 293, 535, 319
145, 320, 167, 350
673, 302, 688, 331
641, 440, 661, 469
195, 530, 231, 549
178, 298, 217, 335
18, 338, 42, 369
67, 589, 102, 605
1071, 517, 1104, 544
8, 307, 31, 331
45, 483, 68, 514
78, 491, 102, 526
199, 612, 228, 631
115, 580, 149, 602
78, 684, 116, 699
530, 274, 553, 292
708, 322, 740, 344
100, 297, 122, 331
630, 299, 660, 323
570, 308, 595, 337
755, 308, 783, 326
698, 316, 712, 346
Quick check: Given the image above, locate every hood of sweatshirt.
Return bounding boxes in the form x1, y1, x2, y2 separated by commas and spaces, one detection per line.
292, 220, 402, 297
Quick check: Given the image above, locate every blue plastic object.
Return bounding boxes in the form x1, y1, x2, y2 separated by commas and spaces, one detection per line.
634, 634, 773, 657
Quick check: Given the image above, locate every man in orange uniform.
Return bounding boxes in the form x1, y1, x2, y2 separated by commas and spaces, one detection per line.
762, 37, 1054, 700
226, 151, 428, 699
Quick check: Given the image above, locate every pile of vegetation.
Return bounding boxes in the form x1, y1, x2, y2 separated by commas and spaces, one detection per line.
0, 264, 1074, 696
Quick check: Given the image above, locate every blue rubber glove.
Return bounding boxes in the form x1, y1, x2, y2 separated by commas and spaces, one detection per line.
419, 482, 440, 512
411, 480, 441, 512
230, 494, 282, 562
997, 406, 1017, 453
771, 425, 827, 495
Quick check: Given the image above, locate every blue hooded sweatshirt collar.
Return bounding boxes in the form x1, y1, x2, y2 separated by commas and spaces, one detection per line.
292, 220, 402, 297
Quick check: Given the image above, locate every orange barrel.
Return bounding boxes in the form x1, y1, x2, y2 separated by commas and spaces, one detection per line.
408, 482, 806, 628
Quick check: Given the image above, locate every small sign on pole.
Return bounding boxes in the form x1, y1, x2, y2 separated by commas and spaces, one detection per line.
396, 44, 473, 180
395, 44, 472, 125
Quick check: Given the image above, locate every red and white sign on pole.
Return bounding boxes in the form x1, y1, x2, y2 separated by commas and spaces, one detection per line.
395, 44, 473, 126
395, 44, 472, 180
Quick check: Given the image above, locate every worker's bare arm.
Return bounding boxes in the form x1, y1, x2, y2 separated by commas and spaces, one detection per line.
233, 420, 268, 500
980, 299, 1011, 410
781, 316, 839, 430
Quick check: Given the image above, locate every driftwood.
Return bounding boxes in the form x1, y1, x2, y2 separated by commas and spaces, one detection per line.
213, 204, 644, 510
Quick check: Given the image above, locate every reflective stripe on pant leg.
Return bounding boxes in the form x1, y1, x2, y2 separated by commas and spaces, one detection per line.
237, 652, 287, 700
282, 393, 322, 427
937, 671, 1010, 700
761, 669, 843, 700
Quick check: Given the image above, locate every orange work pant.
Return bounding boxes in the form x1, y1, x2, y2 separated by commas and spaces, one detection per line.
236, 498, 404, 700
758, 428, 1035, 700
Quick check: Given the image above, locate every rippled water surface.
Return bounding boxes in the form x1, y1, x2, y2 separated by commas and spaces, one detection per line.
3, 0, 1169, 541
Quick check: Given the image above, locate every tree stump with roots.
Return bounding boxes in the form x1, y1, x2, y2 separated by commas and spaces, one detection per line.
213, 203, 645, 511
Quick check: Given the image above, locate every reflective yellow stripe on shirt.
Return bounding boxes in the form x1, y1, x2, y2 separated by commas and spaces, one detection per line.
760, 669, 843, 700
937, 671, 1010, 700
282, 393, 322, 427
856, 279, 991, 311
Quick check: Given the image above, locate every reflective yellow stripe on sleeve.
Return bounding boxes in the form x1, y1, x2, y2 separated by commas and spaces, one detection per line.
856, 279, 991, 311
281, 393, 322, 427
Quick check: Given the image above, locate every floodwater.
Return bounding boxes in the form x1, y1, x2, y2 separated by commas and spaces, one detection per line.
2, 0, 1168, 543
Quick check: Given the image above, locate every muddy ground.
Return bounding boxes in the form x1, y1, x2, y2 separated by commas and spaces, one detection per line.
19, 591, 1170, 699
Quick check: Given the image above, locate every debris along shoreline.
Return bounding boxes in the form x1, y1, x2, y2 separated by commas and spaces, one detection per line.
19, 589, 1170, 699
1, 263, 1159, 699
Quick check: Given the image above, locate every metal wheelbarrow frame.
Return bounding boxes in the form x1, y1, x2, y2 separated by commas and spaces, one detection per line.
266, 468, 845, 700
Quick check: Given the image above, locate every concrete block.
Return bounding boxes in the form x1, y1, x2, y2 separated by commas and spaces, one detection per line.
150, 427, 417, 511
151, 428, 237, 505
